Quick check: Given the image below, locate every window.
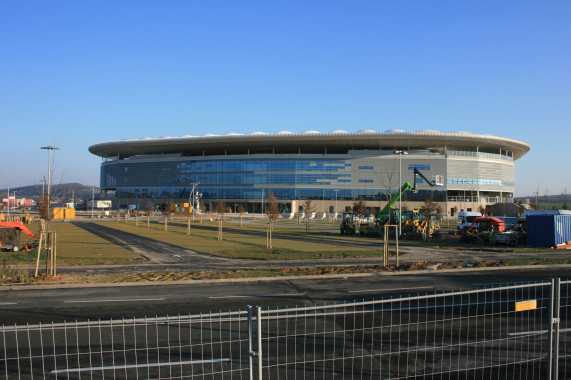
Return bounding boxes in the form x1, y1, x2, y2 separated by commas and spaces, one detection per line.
359, 166, 373, 170
409, 164, 430, 170
359, 179, 373, 183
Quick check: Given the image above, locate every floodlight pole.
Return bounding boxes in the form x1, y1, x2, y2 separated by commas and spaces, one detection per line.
334, 189, 339, 218
394, 150, 408, 237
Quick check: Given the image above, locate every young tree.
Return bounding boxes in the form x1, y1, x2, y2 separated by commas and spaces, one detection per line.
265, 192, 280, 248
352, 198, 369, 233
237, 204, 246, 228
420, 192, 442, 219
302, 197, 316, 233
215, 200, 226, 240
352, 198, 369, 219
146, 204, 153, 228
38, 195, 52, 232
380, 157, 399, 212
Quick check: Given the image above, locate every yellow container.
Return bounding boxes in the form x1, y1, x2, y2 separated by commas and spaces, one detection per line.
64, 208, 76, 219
52, 208, 65, 219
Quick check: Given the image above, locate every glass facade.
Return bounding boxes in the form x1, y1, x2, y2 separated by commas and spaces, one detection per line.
447, 178, 515, 187
101, 157, 447, 203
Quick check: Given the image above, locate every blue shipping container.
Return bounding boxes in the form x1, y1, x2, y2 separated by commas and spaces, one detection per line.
526, 214, 571, 247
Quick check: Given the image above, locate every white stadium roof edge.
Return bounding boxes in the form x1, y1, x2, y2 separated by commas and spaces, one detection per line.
88, 130, 531, 161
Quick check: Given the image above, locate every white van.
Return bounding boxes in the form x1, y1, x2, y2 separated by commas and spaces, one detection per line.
457, 211, 482, 230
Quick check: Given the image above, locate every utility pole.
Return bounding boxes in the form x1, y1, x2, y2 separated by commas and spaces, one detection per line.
394, 150, 408, 237
334, 189, 339, 218
91, 187, 95, 218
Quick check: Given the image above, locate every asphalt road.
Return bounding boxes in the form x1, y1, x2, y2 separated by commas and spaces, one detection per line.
1, 267, 569, 325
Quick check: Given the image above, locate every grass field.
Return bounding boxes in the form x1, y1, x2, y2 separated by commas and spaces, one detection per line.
0, 218, 567, 285
95, 218, 385, 260
0, 222, 144, 267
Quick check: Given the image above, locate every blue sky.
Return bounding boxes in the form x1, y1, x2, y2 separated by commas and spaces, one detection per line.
1, 1, 569, 197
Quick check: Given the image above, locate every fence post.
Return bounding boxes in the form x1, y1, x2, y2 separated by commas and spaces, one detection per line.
248, 306, 254, 380
553, 278, 560, 380
547, 278, 561, 380
257, 306, 263, 380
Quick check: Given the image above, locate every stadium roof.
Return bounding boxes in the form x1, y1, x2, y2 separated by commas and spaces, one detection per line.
89, 130, 531, 160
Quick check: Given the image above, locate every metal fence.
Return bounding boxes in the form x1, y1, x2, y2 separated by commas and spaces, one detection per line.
1, 278, 569, 379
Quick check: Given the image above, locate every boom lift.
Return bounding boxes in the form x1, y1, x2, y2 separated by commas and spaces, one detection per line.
342, 168, 442, 236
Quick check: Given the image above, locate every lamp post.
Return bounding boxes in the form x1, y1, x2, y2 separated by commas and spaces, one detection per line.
261, 189, 265, 215
41, 146, 59, 227
334, 189, 340, 219
394, 150, 408, 237
6, 187, 9, 218
13, 191, 16, 211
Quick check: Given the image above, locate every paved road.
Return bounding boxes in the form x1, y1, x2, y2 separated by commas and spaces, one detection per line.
1, 267, 569, 325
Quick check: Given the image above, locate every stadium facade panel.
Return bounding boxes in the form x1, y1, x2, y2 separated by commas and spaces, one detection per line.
89, 130, 530, 216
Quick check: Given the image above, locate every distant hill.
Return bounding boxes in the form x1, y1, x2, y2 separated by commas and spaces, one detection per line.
0, 183, 99, 202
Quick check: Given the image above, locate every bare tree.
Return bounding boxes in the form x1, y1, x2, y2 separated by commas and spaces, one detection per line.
146, 204, 153, 228
265, 192, 280, 248
237, 204, 246, 228
352, 198, 369, 218
379, 157, 399, 211
302, 197, 316, 233
215, 200, 226, 240
37, 195, 51, 231
420, 192, 442, 219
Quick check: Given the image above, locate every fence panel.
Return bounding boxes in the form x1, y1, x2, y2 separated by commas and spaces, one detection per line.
1, 279, 569, 379
259, 281, 563, 379
1, 312, 251, 379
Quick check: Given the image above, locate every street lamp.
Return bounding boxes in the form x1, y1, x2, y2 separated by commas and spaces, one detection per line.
334, 189, 340, 219
394, 150, 408, 237
41, 146, 59, 226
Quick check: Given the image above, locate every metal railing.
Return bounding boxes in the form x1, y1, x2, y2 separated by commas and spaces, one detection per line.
1, 279, 569, 379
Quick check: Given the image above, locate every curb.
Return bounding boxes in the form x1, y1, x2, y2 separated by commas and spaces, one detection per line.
2, 264, 570, 291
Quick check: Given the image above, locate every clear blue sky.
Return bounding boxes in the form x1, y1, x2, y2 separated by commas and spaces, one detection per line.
1, 1, 569, 197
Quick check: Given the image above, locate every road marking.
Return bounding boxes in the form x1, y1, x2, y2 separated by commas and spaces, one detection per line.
51, 358, 230, 374
0, 302, 17, 305
174, 254, 182, 258
209, 293, 305, 299
509, 328, 571, 336
348, 286, 433, 293
64, 298, 165, 304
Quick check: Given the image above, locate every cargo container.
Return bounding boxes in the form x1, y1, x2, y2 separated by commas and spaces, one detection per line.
526, 214, 571, 247
52, 207, 76, 219
52, 208, 65, 219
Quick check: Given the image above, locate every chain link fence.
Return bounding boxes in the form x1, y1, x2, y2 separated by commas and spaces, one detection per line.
1, 278, 569, 379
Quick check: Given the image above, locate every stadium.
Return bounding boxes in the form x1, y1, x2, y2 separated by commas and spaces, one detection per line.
88, 130, 530, 218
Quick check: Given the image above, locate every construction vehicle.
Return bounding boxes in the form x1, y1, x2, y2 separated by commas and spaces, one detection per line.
461, 216, 506, 244
467, 217, 506, 233
341, 168, 443, 237
401, 209, 442, 238
340, 212, 357, 234
0, 222, 37, 252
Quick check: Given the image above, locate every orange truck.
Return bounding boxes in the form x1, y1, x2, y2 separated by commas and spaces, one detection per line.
0, 222, 37, 252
